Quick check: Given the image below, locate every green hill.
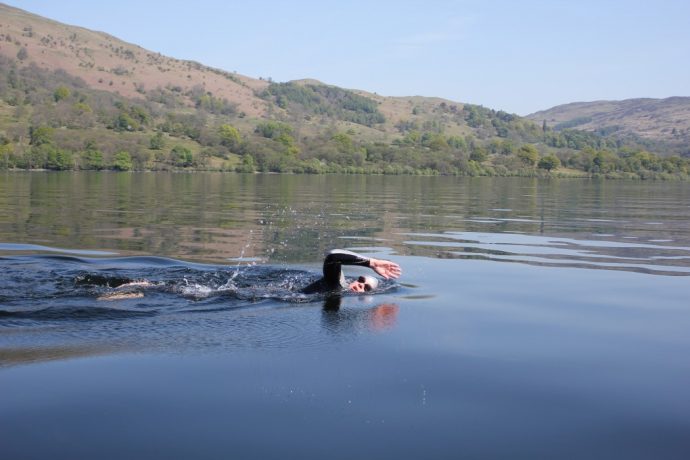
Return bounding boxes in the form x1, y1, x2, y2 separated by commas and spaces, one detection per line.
528, 98, 690, 156
0, 3, 688, 178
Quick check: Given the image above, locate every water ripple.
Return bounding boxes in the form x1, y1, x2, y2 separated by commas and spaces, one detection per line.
403, 231, 690, 276
0, 253, 399, 325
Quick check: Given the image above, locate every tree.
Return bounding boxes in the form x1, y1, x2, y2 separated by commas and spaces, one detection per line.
538, 154, 561, 171
29, 126, 54, 146
331, 133, 354, 152
112, 151, 133, 171
45, 147, 74, 170
0, 136, 11, 170
16, 47, 28, 61
255, 121, 292, 139
517, 145, 539, 167
592, 150, 616, 174
464, 105, 486, 128
150, 132, 165, 150
114, 113, 138, 132
425, 133, 449, 151
277, 133, 299, 156
129, 106, 151, 126
447, 136, 467, 151
469, 146, 488, 163
218, 124, 242, 150
170, 145, 193, 167
81, 149, 104, 170
401, 130, 421, 145
54, 86, 70, 102
236, 154, 256, 173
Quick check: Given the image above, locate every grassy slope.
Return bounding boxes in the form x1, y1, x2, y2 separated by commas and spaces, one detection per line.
0, 3, 269, 117
527, 97, 690, 148
0, 3, 494, 143
1, 3, 687, 178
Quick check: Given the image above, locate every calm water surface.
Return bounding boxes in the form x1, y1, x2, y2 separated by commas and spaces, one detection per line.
1, 172, 689, 459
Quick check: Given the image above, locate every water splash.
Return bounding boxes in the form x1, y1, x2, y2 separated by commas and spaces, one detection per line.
0, 253, 397, 323
226, 229, 256, 283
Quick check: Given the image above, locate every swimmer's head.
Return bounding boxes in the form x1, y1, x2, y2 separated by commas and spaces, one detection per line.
349, 275, 379, 293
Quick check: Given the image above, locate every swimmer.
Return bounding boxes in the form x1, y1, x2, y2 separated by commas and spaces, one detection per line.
302, 249, 401, 294
97, 291, 144, 301
94, 250, 400, 300
96, 280, 152, 301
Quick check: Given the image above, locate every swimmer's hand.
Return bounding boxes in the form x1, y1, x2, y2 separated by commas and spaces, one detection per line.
369, 258, 402, 280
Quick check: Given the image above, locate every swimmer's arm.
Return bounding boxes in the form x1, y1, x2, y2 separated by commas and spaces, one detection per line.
324, 249, 402, 279
324, 249, 371, 268
367, 257, 402, 280
116, 280, 152, 289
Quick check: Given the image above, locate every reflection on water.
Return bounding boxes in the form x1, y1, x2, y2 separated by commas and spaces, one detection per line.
321, 296, 399, 335
2, 173, 690, 458
2, 173, 689, 271
1, 173, 689, 361
0, 344, 119, 367
404, 230, 690, 275
0, 251, 401, 366
0, 300, 400, 367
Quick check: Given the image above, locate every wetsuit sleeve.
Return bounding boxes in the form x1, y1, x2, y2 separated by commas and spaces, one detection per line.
322, 249, 370, 285
301, 249, 371, 294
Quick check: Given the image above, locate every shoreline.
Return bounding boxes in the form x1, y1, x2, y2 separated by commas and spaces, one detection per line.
2, 168, 688, 181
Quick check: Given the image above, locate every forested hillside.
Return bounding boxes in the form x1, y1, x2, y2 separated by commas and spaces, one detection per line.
528, 98, 690, 156
0, 3, 688, 179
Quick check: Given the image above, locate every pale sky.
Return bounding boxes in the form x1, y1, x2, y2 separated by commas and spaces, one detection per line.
8, 0, 690, 115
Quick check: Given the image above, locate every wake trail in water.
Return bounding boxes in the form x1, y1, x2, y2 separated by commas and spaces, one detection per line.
0, 254, 396, 323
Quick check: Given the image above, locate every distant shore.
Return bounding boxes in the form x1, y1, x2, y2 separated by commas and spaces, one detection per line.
3, 168, 689, 181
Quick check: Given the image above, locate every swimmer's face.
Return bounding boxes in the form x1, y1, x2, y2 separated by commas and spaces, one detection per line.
349, 276, 375, 293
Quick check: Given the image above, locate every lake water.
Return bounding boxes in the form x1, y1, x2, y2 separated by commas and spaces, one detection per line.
1, 172, 690, 459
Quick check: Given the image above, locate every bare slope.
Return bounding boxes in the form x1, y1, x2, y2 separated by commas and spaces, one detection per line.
4, 2, 685, 164
0, 3, 476, 142
0, 3, 269, 117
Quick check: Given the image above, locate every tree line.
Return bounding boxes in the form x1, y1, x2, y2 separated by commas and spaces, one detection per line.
1, 55, 688, 179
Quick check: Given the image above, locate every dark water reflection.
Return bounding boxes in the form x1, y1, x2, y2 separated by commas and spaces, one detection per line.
2, 172, 689, 271
1, 172, 690, 459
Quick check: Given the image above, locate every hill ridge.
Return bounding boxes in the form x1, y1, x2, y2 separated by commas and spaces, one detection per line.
528, 97, 690, 149
0, 2, 269, 117
0, 2, 688, 178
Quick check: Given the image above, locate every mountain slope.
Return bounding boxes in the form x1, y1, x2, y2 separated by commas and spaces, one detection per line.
1, 3, 688, 178
0, 3, 538, 142
0, 3, 269, 117
528, 97, 690, 152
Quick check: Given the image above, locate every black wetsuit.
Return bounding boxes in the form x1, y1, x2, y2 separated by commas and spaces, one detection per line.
301, 249, 371, 294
